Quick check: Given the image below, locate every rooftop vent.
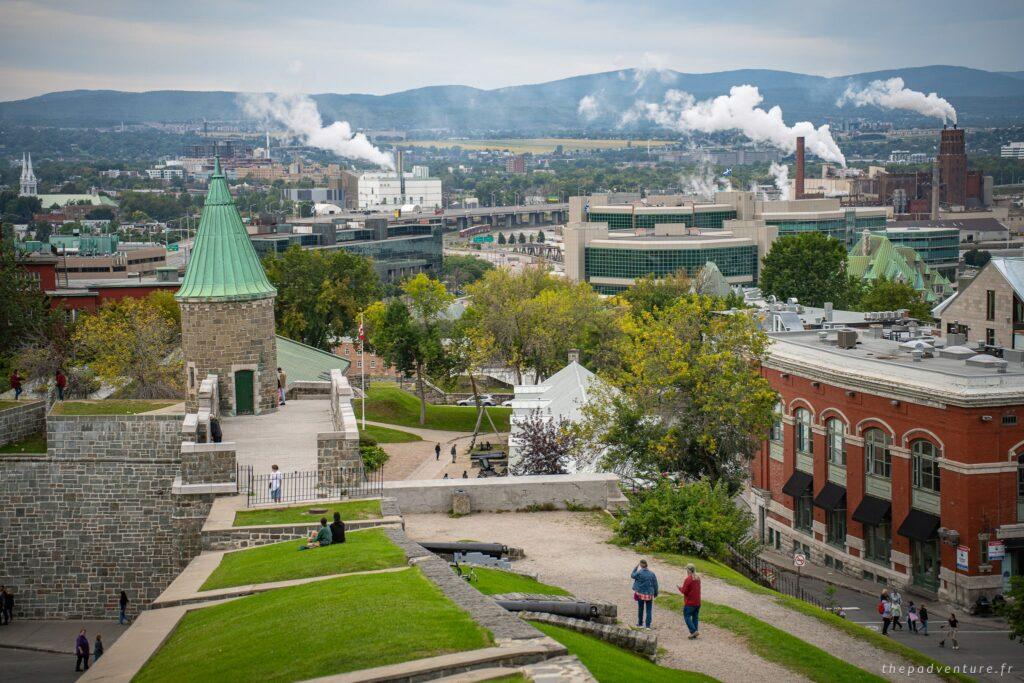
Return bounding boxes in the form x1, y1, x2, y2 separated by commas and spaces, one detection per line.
965, 354, 1009, 373
938, 345, 976, 361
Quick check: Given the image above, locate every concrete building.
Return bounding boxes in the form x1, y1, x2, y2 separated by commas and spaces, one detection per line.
176, 157, 279, 415
506, 154, 526, 174
357, 165, 442, 211
1001, 142, 1024, 159
282, 187, 343, 203
748, 326, 1024, 606
935, 257, 1024, 350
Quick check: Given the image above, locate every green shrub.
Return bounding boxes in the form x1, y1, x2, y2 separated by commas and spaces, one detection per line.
359, 433, 378, 447
616, 478, 752, 557
360, 444, 389, 471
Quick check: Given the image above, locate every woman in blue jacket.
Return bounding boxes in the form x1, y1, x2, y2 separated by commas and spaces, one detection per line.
631, 559, 659, 629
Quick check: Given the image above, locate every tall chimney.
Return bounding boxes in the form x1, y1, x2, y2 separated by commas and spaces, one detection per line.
795, 136, 805, 200
395, 150, 405, 203
931, 161, 940, 220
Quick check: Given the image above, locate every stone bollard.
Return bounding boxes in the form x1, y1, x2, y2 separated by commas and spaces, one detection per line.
452, 488, 471, 516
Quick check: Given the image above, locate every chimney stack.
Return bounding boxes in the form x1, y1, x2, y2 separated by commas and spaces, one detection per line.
931, 161, 940, 220
795, 136, 805, 200
395, 150, 406, 203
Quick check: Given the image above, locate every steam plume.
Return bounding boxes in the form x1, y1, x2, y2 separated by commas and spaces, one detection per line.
241, 93, 394, 168
681, 162, 731, 201
836, 77, 957, 125
577, 95, 600, 121
769, 162, 790, 200
623, 85, 846, 166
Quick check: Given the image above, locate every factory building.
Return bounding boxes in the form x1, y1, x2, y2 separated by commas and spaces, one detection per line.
357, 152, 442, 211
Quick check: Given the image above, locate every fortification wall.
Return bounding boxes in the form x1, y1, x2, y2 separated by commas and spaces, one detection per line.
0, 400, 46, 447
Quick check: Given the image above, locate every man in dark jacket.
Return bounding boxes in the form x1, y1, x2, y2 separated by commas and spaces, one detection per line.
75, 629, 90, 671
2, 587, 12, 625
330, 512, 346, 544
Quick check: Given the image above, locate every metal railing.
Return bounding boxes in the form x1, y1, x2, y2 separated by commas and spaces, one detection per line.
241, 465, 383, 507
724, 544, 830, 612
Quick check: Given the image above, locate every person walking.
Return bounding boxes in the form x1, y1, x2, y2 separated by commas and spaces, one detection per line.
891, 599, 903, 631
919, 604, 930, 636
2, 587, 13, 625
269, 464, 283, 504
881, 598, 893, 635
939, 613, 959, 650
435, 443, 441, 461
55, 369, 67, 401
630, 560, 658, 630
451, 444, 457, 463
119, 591, 129, 625
9, 370, 22, 400
75, 629, 90, 672
907, 602, 919, 634
679, 563, 702, 639
0, 587, 8, 625
277, 367, 287, 406
93, 634, 104, 664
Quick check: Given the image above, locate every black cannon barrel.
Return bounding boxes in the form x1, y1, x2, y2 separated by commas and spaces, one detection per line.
496, 599, 597, 620
420, 541, 507, 558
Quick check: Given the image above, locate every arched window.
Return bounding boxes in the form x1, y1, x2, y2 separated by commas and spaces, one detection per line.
911, 440, 941, 493
826, 417, 846, 466
770, 401, 783, 442
865, 428, 891, 479
795, 408, 813, 454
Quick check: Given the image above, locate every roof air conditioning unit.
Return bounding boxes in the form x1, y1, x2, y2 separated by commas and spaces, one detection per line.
837, 330, 858, 350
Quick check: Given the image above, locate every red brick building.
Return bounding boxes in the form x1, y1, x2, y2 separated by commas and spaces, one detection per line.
334, 338, 401, 380
747, 328, 1024, 606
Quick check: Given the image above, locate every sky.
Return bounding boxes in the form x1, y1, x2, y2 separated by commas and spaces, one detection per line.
1, 0, 1022, 101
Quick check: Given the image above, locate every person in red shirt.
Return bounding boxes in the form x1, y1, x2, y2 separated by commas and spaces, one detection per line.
679, 563, 702, 639
9, 370, 22, 401
55, 369, 67, 401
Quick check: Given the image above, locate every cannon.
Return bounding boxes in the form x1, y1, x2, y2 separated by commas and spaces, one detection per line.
420, 541, 507, 559
495, 599, 599, 620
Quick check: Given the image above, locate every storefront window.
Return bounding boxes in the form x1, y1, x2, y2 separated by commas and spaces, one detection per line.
795, 489, 814, 533
865, 519, 892, 565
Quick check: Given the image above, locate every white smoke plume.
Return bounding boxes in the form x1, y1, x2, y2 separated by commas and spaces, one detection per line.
836, 77, 957, 125
241, 93, 394, 168
680, 162, 731, 201
623, 85, 846, 166
769, 162, 790, 200
632, 52, 677, 93
577, 95, 600, 121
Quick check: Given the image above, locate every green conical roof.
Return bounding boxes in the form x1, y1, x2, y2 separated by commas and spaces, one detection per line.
175, 158, 277, 302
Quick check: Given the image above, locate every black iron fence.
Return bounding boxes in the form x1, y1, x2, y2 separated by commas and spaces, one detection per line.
724, 544, 831, 612
240, 464, 383, 507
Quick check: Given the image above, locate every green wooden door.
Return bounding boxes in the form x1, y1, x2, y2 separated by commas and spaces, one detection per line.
234, 370, 254, 415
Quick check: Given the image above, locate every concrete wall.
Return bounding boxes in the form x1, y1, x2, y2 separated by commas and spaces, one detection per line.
938, 262, 1013, 349
1, 413, 187, 618
0, 400, 46, 447
382, 473, 623, 514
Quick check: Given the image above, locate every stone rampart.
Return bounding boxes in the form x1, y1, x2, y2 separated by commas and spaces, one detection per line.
0, 400, 46, 447
319, 370, 362, 489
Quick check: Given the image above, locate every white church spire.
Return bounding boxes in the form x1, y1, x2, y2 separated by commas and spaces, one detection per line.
20, 152, 38, 197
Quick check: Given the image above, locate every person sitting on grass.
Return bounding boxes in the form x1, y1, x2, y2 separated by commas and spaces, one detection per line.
299, 518, 332, 550
330, 511, 346, 544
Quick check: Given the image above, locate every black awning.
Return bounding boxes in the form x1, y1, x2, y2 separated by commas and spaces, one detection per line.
852, 496, 891, 525
897, 509, 940, 541
1004, 537, 1024, 550
813, 482, 847, 511
782, 470, 814, 498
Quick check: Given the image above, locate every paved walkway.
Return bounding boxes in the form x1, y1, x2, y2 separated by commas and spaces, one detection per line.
404, 511, 944, 683
224, 399, 332, 472
367, 420, 507, 481
0, 620, 129, 655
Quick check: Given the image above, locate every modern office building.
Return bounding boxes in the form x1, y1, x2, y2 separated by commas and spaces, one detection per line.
748, 326, 1024, 606
875, 226, 960, 281
282, 188, 343, 203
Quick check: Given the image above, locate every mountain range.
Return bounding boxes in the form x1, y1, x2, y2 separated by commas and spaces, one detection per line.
2, 65, 1023, 131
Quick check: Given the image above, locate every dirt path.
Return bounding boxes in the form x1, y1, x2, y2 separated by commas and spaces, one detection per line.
371, 420, 508, 481
403, 511, 941, 683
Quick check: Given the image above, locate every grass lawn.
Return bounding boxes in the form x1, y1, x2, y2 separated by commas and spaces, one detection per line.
355, 383, 510, 432
361, 423, 422, 443
0, 400, 22, 410
50, 399, 179, 416
232, 499, 383, 527
200, 528, 406, 591
0, 431, 47, 454
137, 568, 492, 683
660, 596, 882, 683
531, 621, 716, 682
469, 567, 571, 596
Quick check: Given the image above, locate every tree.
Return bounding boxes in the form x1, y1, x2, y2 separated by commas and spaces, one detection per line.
964, 248, 992, 268
582, 296, 777, 489
536, 231, 545, 243
497, 232, 506, 245
1, 237, 56, 390
85, 206, 115, 221
442, 254, 494, 293
619, 269, 692, 315
518, 233, 526, 244
31, 221, 52, 242
510, 408, 579, 475
73, 294, 183, 398
998, 576, 1024, 644
263, 245, 380, 350
857, 277, 933, 320
759, 233, 859, 308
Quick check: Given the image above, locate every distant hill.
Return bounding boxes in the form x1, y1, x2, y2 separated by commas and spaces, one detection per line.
2, 65, 1023, 130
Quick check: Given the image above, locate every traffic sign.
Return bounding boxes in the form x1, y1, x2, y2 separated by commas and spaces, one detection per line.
793, 553, 806, 568
167, 244, 179, 252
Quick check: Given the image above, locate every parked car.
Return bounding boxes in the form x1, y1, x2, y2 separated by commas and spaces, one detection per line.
500, 399, 514, 407
457, 394, 495, 406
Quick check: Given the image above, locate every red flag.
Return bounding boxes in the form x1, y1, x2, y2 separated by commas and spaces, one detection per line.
358, 320, 365, 341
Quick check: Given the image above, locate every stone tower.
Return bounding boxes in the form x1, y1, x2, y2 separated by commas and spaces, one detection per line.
175, 157, 279, 415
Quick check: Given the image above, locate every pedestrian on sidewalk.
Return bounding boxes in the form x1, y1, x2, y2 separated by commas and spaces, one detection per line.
881, 598, 893, 635
2, 587, 13, 625
93, 634, 104, 664
119, 590, 129, 625
269, 464, 283, 504
0, 586, 8, 625
907, 602, 919, 633
435, 443, 441, 461
75, 629, 90, 672
939, 613, 959, 650
891, 599, 903, 630
277, 367, 287, 406
679, 563, 701, 639
451, 444, 457, 463
630, 560, 658, 630
919, 604, 929, 635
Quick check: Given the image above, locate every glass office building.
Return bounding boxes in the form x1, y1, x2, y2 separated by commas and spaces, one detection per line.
587, 205, 738, 231
881, 227, 959, 281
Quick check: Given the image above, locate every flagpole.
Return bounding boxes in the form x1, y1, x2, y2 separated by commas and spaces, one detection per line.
359, 313, 366, 430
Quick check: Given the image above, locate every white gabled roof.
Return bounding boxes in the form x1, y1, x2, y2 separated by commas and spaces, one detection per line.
933, 257, 1024, 318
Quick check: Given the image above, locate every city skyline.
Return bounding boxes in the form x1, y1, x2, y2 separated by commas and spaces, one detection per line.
1, 0, 1023, 101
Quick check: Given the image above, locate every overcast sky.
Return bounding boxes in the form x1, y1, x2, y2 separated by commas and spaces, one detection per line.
1, 0, 1021, 101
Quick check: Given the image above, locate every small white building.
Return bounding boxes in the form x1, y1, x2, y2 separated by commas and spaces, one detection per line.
508, 352, 612, 474
357, 165, 442, 210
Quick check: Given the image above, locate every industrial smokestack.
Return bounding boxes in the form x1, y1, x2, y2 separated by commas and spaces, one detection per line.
931, 161, 940, 220
396, 150, 405, 203
795, 136, 805, 199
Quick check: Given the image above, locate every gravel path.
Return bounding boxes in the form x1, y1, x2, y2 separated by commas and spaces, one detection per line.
403, 511, 941, 683
370, 420, 508, 481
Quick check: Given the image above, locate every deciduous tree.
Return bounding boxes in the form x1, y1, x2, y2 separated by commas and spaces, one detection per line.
759, 233, 859, 308
857, 276, 933, 320
510, 408, 579, 475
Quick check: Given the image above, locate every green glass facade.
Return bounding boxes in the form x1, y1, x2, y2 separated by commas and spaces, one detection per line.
587, 211, 634, 230
589, 209, 737, 231
332, 231, 443, 282
884, 229, 959, 277
584, 244, 757, 282
765, 212, 888, 245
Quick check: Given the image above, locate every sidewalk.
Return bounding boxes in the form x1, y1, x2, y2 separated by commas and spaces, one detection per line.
0, 620, 129, 654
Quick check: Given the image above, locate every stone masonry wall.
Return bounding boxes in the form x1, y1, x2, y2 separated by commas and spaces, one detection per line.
0, 413, 189, 619
180, 442, 237, 484
0, 400, 46, 448
180, 297, 278, 416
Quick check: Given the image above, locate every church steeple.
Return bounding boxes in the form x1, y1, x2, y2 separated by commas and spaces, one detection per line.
20, 152, 37, 197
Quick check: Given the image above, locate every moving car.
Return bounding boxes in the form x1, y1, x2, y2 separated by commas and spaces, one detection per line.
457, 394, 495, 406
